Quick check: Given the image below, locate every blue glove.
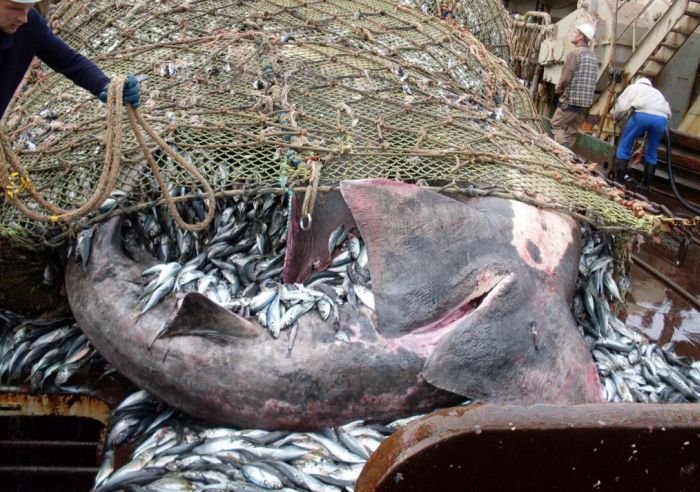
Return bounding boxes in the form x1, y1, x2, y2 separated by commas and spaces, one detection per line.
99, 74, 141, 108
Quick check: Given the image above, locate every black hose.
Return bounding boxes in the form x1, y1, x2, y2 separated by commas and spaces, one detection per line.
664, 125, 700, 215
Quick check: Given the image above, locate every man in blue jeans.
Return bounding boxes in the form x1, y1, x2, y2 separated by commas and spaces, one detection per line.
612, 77, 672, 193
0, 0, 140, 119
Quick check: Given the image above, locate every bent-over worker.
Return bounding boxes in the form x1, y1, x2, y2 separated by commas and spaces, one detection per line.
612, 77, 672, 193
551, 23, 598, 149
0, 0, 140, 119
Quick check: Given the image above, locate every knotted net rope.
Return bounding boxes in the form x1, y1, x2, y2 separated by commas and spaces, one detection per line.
399, 0, 513, 62
1, 75, 127, 224
1, 75, 215, 232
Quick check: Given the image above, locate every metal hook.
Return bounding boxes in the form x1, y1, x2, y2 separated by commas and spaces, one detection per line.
299, 213, 312, 230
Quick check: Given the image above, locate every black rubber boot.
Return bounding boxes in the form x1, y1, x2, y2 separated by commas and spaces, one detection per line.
641, 161, 656, 195
613, 157, 628, 183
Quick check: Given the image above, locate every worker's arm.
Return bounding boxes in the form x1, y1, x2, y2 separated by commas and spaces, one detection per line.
611, 86, 633, 121
33, 10, 109, 97
663, 100, 672, 120
555, 50, 577, 95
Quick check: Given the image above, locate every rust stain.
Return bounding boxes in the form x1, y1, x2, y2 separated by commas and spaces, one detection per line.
0, 392, 110, 425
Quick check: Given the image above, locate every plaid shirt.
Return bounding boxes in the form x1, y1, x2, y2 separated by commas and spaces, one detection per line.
557, 46, 598, 108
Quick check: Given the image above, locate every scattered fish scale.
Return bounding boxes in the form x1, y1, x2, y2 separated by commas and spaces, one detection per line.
575, 225, 700, 404
133, 195, 373, 342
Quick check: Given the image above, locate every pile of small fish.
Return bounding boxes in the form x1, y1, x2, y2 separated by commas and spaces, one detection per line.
574, 224, 700, 403
93, 389, 411, 492
0, 311, 113, 390
121, 193, 372, 343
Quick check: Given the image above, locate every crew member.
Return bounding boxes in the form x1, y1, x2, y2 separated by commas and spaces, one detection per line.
551, 23, 598, 149
612, 77, 672, 193
0, 0, 140, 119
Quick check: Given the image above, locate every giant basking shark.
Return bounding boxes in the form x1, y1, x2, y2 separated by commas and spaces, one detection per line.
66, 180, 601, 430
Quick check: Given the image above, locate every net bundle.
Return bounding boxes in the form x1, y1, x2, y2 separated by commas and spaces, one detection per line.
1, 0, 662, 255
399, 0, 513, 62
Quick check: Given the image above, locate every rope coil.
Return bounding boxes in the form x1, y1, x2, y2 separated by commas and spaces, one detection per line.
1, 75, 126, 223
1, 75, 215, 232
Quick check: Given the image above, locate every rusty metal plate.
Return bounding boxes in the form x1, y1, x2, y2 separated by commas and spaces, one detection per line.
357, 404, 700, 492
0, 391, 110, 425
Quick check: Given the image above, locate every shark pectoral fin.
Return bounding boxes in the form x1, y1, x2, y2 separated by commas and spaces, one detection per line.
162, 293, 260, 342
421, 292, 602, 405
420, 318, 492, 400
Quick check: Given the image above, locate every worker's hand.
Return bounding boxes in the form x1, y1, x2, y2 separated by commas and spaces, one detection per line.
122, 75, 141, 108
613, 108, 631, 122
98, 74, 141, 108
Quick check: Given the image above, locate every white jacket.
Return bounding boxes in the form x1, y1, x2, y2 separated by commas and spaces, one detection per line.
612, 78, 672, 120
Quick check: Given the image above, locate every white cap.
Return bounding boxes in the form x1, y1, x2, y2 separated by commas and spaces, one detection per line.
577, 23, 596, 41
636, 77, 652, 86
11, 0, 42, 3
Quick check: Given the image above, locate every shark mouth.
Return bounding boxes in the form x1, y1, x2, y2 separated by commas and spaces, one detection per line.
381, 272, 511, 360
413, 273, 511, 336
99, 187, 374, 343
104, 177, 519, 355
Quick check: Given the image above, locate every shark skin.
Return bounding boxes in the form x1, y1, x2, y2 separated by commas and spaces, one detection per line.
65, 180, 600, 431
341, 180, 601, 403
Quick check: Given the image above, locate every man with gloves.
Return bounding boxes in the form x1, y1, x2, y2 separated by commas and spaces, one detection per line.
612, 77, 672, 193
0, 0, 139, 118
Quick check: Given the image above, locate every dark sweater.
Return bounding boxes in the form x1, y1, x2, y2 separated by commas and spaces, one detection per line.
0, 9, 109, 117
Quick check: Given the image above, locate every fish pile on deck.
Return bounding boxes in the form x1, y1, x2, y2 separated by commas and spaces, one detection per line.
0, 313, 112, 390
93, 389, 413, 492
575, 224, 700, 403
110, 193, 372, 344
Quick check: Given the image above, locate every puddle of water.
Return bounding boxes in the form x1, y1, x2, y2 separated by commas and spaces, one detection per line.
620, 191, 700, 360
623, 267, 700, 359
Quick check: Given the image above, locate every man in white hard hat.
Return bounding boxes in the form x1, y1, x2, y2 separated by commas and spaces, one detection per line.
611, 76, 672, 193
551, 23, 599, 149
0, 0, 140, 118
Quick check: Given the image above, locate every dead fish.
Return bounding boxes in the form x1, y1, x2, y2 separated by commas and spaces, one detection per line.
76, 227, 95, 273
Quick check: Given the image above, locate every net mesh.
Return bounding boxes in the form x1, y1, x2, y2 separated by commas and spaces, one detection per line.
399, 0, 513, 62
1, 0, 663, 255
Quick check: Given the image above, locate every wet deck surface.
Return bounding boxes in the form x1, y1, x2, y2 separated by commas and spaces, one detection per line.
622, 184, 700, 360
